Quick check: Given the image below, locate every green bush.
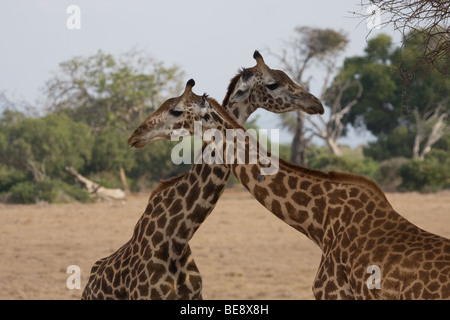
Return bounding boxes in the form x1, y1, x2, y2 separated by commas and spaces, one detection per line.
308, 154, 379, 180
9, 181, 37, 204
363, 126, 414, 161
374, 157, 409, 191
8, 178, 94, 204
57, 181, 94, 203
0, 165, 27, 192
399, 150, 450, 192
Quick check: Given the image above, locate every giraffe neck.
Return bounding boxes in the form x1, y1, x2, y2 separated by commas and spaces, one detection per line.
206, 101, 397, 251
223, 100, 257, 125
132, 163, 230, 259
134, 96, 256, 258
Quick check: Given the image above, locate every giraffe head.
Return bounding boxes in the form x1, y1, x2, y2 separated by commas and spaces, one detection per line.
223, 50, 324, 117
128, 79, 215, 148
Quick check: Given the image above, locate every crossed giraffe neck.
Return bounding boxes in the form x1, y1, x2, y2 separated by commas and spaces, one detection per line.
130, 86, 450, 300
82, 51, 323, 299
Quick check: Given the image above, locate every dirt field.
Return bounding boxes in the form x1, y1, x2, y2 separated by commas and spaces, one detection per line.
0, 187, 449, 300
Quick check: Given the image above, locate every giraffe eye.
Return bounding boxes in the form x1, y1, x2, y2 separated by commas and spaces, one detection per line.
266, 82, 279, 90
169, 109, 183, 117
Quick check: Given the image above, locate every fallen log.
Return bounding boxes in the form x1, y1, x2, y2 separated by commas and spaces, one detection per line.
65, 166, 126, 201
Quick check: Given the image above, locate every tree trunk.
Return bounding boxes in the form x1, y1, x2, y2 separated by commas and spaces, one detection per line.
327, 138, 343, 156
119, 166, 130, 193
66, 166, 126, 201
290, 111, 308, 166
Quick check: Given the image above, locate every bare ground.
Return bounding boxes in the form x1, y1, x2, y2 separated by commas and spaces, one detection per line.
0, 187, 449, 300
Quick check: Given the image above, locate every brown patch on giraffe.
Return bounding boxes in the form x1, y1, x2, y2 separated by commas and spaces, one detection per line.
353, 210, 365, 224
203, 179, 217, 201
148, 262, 166, 285
150, 288, 161, 298
254, 185, 269, 202
328, 188, 348, 205
311, 199, 325, 225
374, 209, 387, 218
187, 203, 211, 223
167, 213, 184, 235
151, 231, 163, 246
239, 168, 250, 186
146, 221, 156, 237
284, 202, 297, 221
172, 238, 186, 256
168, 199, 183, 217
201, 165, 212, 182
348, 199, 363, 210
185, 182, 200, 211
292, 191, 312, 207
311, 184, 324, 195
287, 176, 298, 189
300, 180, 312, 190
327, 206, 340, 220
297, 210, 310, 224
366, 201, 376, 214
176, 182, 189, 196
176, 221, 190, 240
349, 187, 359, 198
249, 165, 260, 180
372, 245, 388, 263
142, 246, 152, 260
212, 166, 226, 179
271, 199, 283, 219
151, 204, 165, 219
341, 205, 352, 224
137, 283, 149, 297
323, 181, 333, 192
157, 215, 167, 229
341, 232, 351, 248
268, 174, 288, 197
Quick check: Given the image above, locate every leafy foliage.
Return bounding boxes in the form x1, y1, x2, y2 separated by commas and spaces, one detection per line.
399, 149, 450, 192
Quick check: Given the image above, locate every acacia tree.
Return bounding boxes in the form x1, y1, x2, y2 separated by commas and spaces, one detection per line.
44, 50, 186, 187
272, 27, 352, 161
358, 0, 449, 76
339, 33, 449, 160
307, 76, 363, 155
412, 103, 448, 159
45, 49, 184, 134
271, 27, 348, 163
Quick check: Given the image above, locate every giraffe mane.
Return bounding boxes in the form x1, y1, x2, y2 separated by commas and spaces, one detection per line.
328, 171, 389, 201
208, 99, 390, 203
222, 69, 244, 107
149, 173, 186, 199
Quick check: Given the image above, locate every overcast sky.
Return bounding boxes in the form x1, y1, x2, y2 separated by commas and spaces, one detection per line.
0, 0, 402, 146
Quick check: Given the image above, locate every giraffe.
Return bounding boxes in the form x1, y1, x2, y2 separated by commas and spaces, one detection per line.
128, 83, 450, 300
81, 51, 324, 299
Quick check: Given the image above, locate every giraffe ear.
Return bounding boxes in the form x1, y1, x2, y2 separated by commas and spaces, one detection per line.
241, 68, 253, 82
201, 93, 208, 108
253, 50, 265, 66
199, 94, 210, 116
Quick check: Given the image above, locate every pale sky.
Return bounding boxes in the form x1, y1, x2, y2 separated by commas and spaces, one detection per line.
0, 0, 401, 146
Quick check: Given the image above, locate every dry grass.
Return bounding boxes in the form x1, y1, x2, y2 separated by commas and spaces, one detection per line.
0, 187, 449, 300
